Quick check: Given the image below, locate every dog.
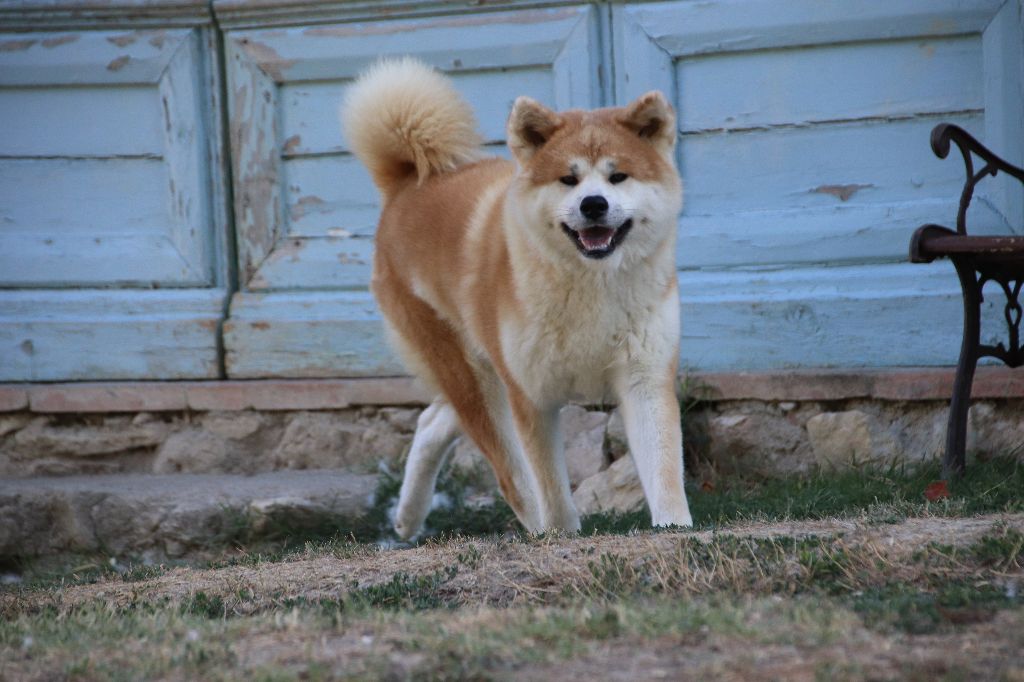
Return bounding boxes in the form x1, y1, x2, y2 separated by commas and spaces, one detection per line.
342, 58, 692, 538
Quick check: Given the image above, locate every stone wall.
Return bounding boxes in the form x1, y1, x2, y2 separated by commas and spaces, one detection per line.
3, 398, 1022, 484
3, 373, 1022, 559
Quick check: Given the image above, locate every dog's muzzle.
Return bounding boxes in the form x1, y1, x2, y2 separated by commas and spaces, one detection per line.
560, 219, 634, 259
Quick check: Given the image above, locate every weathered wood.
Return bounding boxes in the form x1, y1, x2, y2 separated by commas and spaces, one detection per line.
676, 35, 983, 133
0, 27, 221, 288
0, 1, 211, 30
226, 5, 600, 299
224, 291, 405, 377
982, 0, 1024, 232
0, 290, 226, 381
0, 29, 186, 86
222, 264, 1011, 376
0, 85, 164, 157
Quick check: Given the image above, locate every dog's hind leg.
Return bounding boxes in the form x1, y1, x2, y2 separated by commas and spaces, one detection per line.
375, 273, 542, 534
393, 398, 460, 539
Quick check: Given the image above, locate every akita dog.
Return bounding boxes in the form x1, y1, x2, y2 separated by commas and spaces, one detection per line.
342, 59, 692, 537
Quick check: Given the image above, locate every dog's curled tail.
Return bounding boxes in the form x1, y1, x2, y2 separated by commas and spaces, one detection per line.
341, 58, 482, 198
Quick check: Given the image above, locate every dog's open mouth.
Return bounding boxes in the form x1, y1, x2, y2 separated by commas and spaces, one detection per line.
561, 219, 633, 259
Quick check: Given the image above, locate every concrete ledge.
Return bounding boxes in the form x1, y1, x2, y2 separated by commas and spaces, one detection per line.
1, 368, 1022, 413
0, 470, 378, 558
693, 366, 1024, 402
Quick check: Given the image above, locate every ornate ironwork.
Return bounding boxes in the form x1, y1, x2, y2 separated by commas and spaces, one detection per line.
977, 270, 1024, 368
910, 124, 1024, 478
930, 123, 1024, 235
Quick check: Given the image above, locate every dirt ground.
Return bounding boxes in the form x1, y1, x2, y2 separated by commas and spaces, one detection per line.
3, 513, 1024, 680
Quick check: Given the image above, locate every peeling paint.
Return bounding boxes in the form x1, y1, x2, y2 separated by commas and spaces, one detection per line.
107, 33, 137, 48
282, 135, 302, 155
0, 39, 36, 52
107, 55, 131, 72
251, 321, 271, 330
41, 35, 78, 49
148, 32, 168, 50
327, 228, 353, 239
237, 38, 296, 82
289, 195, 325, 221
811, 184, 873, 202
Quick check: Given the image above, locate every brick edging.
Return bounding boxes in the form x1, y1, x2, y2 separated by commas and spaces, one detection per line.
1, 368, 1022, 413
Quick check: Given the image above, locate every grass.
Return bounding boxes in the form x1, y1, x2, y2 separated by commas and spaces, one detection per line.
3, 457, 1023, 679
3, 524, 1022, 679
585, 455, 1024, 534
5, 456, 1023, 594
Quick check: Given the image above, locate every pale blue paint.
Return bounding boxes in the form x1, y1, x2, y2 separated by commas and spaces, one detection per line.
0, 22, 230, 381
0, 0, 1021, 381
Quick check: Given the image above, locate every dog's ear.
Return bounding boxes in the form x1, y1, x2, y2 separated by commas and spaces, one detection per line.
619, 91, 676, 152
507, 97, 562, 162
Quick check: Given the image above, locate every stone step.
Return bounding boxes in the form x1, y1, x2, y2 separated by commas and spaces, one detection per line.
0, 470, 378, 560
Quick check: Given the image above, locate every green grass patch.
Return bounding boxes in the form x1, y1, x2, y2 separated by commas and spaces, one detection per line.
583, 456, 1024, 535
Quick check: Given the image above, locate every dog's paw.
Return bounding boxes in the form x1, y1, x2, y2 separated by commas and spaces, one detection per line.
651, 506, 693, 529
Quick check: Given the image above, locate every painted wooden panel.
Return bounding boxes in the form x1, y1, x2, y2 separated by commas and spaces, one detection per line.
677, 35, 983, 133
0, 85, 164, 157
224, 263, 1017, 376
224, 291, 403, 378
678, 264, 1013, 371
0, 19, 231, 381
0, 290, 224, 381
606, 0, 1024, 371
220, 0, 1021, 377
284, 145, 510, 239
226, 4, 601, 296
0, 27, 217, 288
224, 6, 604, 376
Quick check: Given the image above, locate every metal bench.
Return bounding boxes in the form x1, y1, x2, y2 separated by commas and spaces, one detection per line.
910, 123, 1024, 478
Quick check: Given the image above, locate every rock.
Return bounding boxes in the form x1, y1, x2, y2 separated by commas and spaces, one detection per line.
153, 430, 234, 474
605, 408, 629, 460
359, 424, 413, 470
449, 437, 498, 491
201, 411, 265, 440
562, 405, 610, 488
706, 410, 809, 473
378, 407, 421, 434
572, 455, 646, 517
13, 416, 168, 457
0, 414, 31, 439
805, 410, 897, 468
969, 402, 1024, 458
248, 496, 331, 535
271, 412, 360, 471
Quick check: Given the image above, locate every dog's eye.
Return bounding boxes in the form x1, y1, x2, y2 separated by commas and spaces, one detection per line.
559, 175, 579, 187
609, 172, 629, 184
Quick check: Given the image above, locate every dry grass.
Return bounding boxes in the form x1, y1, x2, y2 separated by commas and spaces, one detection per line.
2, 514, 1023, 680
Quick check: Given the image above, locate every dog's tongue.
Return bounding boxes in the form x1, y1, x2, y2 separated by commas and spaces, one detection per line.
579, 226, 615, 250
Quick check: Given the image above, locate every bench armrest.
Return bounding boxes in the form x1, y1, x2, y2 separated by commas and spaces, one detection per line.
931, 123, 1024, 235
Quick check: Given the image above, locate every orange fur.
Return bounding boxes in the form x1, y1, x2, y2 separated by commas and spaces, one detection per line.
342, 59, 693, 536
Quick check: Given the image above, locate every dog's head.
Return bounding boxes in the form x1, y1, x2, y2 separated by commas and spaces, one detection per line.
505, 92, 682, 267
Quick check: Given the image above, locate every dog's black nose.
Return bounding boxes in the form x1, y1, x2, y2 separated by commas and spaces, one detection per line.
580, 195, 608, 220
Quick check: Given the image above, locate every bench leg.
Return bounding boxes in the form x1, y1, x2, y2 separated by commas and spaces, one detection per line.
944, 259, 981, 479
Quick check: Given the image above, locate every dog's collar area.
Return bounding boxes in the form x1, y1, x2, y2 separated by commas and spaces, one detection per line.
561, 219, 634, 259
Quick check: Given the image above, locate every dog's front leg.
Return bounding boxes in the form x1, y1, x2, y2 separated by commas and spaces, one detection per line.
507, 388, 580, 533
615, 370, 693, 527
